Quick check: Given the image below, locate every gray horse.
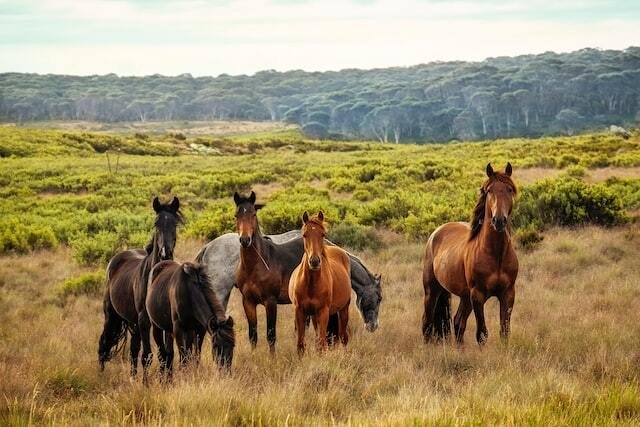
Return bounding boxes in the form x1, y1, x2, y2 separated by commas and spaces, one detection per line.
196, 230, 382, 332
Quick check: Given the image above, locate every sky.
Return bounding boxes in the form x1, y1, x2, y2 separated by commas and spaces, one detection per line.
1, 0, 639, 76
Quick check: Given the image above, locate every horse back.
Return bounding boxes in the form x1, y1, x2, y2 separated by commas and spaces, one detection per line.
106, 249, 146, 323
426, 222, 471, 296
146, 260, 180, 332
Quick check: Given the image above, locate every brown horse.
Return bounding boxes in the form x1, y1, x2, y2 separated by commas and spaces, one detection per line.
234, 191, 308, 352
289, 211, 351, 354
146, 261, 235, 378
422, 163, 518, 345
98, 196, 182, 379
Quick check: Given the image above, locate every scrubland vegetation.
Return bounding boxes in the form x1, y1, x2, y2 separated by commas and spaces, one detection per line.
1, 125, 640, 425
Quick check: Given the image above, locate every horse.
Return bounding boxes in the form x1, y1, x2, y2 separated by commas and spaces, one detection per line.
422, 163, 518, 346
146, 261, 235, 378
98, 196, 182, 379
233, 191, 307, 352
289, 211, 351, 354
195, 230, 382, 332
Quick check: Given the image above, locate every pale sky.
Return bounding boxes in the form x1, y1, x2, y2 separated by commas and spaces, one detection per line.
1, 0, 639, 76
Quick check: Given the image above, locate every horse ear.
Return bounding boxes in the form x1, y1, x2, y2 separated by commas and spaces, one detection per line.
302, 211, 309, 224
254, 204, 265, 211
317, 211, 324, 221
170, 196, 180, 212
182, 263, 196, 276
505, 162, 513, 176
233, 192, 241, 205
486, 163, 494, 178
375, 273, 382, 282
152, 196, 161, 213
249, 191, 256, 204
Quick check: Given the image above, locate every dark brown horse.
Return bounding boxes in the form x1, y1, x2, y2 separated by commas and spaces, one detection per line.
146, 261, 235, 378
422, 163, 518, 345
98, 196, 182, 379
289, 211, 351, 354
234, 191, 307, 352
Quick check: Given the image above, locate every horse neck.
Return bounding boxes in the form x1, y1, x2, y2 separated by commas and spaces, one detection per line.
141, 233, 162, 278
239, 225, 269, 272
477, 210, 512, 261
300, 248, 329, 289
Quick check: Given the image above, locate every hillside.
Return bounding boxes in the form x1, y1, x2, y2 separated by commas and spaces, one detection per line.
2, 47, 639, 142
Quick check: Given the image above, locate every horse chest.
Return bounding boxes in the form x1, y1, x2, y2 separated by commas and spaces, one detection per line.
470, 256, 517, 293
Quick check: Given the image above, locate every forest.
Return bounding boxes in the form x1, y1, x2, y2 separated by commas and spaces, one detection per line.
1, 47, 639, 142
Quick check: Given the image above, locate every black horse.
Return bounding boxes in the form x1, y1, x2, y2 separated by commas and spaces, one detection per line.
146, 261, 235, 378
98, 196, 182, 381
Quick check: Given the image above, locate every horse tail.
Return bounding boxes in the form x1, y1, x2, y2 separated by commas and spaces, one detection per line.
97, 287, 128, 370
433, 292, 452, 339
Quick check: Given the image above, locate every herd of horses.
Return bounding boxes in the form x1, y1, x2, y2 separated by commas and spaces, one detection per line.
98, 162, 518, 383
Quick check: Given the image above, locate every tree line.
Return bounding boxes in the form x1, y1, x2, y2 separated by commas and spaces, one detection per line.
1, 47, 639, 142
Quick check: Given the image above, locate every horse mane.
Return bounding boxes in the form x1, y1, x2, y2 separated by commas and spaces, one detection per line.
469, 172, 517, 241
191, 264, 228, 324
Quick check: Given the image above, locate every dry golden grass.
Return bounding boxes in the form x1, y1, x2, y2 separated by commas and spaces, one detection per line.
1, 226, 640, 425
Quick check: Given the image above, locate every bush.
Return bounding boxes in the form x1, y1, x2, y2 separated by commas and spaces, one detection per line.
71, 231, 121, 266
327, 177, 356, 193
515, 225, 544, 251
352, 189, 373, 201
59, 271, 105, 297
0, 219, 58, 253
564, 165, 586, 178
186, 204, 236, 240
327, 223, 382, 251
514, 177, 627, 229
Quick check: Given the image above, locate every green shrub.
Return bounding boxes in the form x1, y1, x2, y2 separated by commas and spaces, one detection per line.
515, 225, 544, 251
327, 223, 382, 251
514, 177, 627, 229
59, 271, 105, 297
352, 189, 373, 201
564, 165, 586, 178
186, 204, 236, 240
0, 219, 58, 253
71, 231, 121, 266
326, 177, 356, 193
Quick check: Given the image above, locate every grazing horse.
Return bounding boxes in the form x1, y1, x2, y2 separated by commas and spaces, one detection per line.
289, 211, 351, 354
195, 230, 382, 331
98, 196, 182, 378
146, 261, 235, 378
422, 163, 518, 345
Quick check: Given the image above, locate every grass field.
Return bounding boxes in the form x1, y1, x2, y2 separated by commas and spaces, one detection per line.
1, 125, 640, 425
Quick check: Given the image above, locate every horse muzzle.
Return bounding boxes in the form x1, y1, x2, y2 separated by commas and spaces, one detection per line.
239, 236, 252, 248
308, 257, 321, 270
491, 216, 507, 232
365, 319, 379, 332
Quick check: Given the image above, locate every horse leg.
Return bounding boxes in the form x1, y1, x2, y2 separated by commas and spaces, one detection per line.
164, 331, 174, 382
337, 304, 350, 346
129, 325, 141, 378
195, 327, 205, 365
471, 288, 488, 345
499, 286, 516, 344
295, 307, 306, 355
242, 297, 258, 349
453, 293, 473, 346
421, 280, 442, 343
173, 321, 189, 367
152, 326, 167, 378
138, 311, 152, 385
265, 299, 278, 354
315, 306, 330, 351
